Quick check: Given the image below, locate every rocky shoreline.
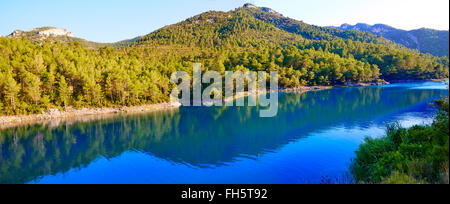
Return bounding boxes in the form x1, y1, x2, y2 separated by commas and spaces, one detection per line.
0, 86, 333, 130
280, 86, 334, 93
1, 80, 447, 130
388, 78, 449, 83
0, 103, 181, 130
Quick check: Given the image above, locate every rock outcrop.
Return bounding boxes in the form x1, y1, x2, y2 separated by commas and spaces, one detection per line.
37, 28, 74, 37
8, 27, 75, 38
243, 3, 282, 16
261, 7, 282, 16
332, 23, 449, 57
243, 3, 258, 9
10, 30, 23, 37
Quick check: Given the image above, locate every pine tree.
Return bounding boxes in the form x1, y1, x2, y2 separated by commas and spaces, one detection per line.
4, 74, 20, 113
58, 76, 69, 108
24, 73, 41, 106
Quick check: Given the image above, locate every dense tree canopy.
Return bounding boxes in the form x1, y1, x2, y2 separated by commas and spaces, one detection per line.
0, 7, 448, 115
351, 99, 449, 184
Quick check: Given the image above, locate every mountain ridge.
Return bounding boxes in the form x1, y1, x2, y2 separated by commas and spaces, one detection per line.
118, 4, 402, 51
5, 27, 108, 49
331, 23, 449, 57
4, 4, 395, 49
4, 4, 448, 57
0, 3, 448, 115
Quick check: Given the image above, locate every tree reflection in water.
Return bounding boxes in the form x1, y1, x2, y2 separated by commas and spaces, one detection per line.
0, 82, 448, 184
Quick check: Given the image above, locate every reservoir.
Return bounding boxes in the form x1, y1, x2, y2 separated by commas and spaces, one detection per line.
0, 81, 448, 184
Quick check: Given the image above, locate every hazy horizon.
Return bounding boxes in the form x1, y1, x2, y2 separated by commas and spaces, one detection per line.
1, 0, 449, 43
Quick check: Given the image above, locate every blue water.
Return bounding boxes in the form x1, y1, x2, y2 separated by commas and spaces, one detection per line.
0, 81, 448, 184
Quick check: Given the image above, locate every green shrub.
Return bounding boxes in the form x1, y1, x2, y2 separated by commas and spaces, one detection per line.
381, 171, 426, 184
351, 99, 449, 184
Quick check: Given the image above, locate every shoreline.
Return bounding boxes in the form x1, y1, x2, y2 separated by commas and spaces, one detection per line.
0, 79, 447, 130
388, 78, 449, 83
280, 86, 334, 93
221, 86, 333, 103
0, 103, 181, 130
0, 86, 332, 130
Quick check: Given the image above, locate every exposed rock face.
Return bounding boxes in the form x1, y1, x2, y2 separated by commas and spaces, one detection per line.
8, 27, 75, 38
38, 28, 74, 37
10, 30, 24, 37
243, 3, 283, 16
333, 23, 449, 57
336, 23, 394, 35
243, 3, 258, 9
261, 7, 279, 15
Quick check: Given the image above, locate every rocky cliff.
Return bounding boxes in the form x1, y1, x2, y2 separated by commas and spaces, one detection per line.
37, 28, 74, 37
332, 23, 449, 57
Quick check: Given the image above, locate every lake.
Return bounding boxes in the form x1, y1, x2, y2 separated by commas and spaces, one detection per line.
0, 81, 448, 184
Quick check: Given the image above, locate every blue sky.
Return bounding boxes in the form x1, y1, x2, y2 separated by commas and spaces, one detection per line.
1, 0, 448, 43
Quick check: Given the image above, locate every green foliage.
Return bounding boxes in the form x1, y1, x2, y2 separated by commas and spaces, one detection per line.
8, 27, 108, 50
2, 73, 20, 113
57, 76, 69, 108
381, 171, 427, 184
241, 6, 394, 46
351, 99, 450, 184
336, 24, 449, 57
130, 7, 448, 82
1, 7, 449, 115
0, 38, 172, 115
409, 29, 449, 57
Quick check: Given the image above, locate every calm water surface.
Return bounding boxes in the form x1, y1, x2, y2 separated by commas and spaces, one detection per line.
0, 81, 448, 184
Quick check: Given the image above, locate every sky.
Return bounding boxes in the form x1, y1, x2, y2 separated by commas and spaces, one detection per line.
0, 0, 449, 43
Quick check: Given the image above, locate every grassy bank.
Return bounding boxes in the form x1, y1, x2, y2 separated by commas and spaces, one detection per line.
351, 98, 449, 184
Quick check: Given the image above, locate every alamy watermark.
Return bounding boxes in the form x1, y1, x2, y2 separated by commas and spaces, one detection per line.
170, 63, 279, 117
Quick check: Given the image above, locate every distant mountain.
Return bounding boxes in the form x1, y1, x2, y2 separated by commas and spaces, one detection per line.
118, 4, 448, 82
332, 23, 449, 57
6, 27, 108, 49
127, 8, 303, 48
124, 4, 400, 50
1, 4, 448, 115
241, 5, 395, 46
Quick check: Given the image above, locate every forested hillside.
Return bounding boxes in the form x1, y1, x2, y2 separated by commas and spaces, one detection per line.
0, 4, 448, 115
241, 5, 394, 46
6, 27, 108, 49
334, 23, 449, 57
